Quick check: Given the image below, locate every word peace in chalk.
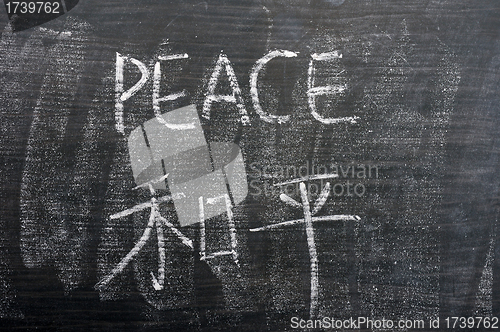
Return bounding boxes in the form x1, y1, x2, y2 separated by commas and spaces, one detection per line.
114, 50, 360, 134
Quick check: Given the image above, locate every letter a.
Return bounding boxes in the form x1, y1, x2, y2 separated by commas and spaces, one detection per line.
202, 53, 250, 125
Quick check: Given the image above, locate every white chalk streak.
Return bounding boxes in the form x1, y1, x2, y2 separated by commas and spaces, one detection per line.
225, 194, 239, 265
109, 201, 153, 220
202, 54, 224, 121
311, 182, 331, 216
109, 193, 184, 220
158, 53, 189, 61
154, 90, 187, 104
152, 212, 166, 290
159, 215, 194, 249
307, 85, 346, 96
120, 57, 149, 101
206, 195, 226, 205
223, 54, 251, 125
280, 193, 302, 208
313, 115, 360, 125
199, 196, 206, 259
311, 51, 342, 61
273, 173, 339, 186
205, 95, 236, 104
250, 50, 297, 124
300, 183, 319, 319
151, 272, 162, 291
249, 215, 360, 232
263, 6, 272, 51
115, 53, 125, 133
200, 251, 234, 260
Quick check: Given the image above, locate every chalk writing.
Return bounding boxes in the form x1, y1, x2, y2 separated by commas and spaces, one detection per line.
153, 53, 193, 130
250, 49, 298, 124
198, 194, 239, 265
115, 50, 362, 133
202, 53, 250, 126
250, 180, 360, 318
308, 51, 359, 124
95, 174, 193, 291
115, 53, 149, 134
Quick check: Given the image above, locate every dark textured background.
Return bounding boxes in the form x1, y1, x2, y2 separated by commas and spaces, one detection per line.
0, 0, 499, 331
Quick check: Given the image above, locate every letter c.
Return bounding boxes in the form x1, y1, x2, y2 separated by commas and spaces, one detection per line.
250, 50, 298, 124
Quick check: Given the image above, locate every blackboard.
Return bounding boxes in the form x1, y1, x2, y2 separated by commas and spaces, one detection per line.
0, 0, 499, 331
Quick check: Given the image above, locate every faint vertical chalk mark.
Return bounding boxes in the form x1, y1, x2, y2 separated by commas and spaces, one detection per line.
60, 0, 67, 13
199, 196, 206, 260
474, 236, 495, 316
300, 182, 319, 319
263, 6, 273, 51
224, 194, 239, 266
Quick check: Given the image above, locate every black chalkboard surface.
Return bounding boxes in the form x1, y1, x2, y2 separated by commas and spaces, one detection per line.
0, 1, 499, 331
